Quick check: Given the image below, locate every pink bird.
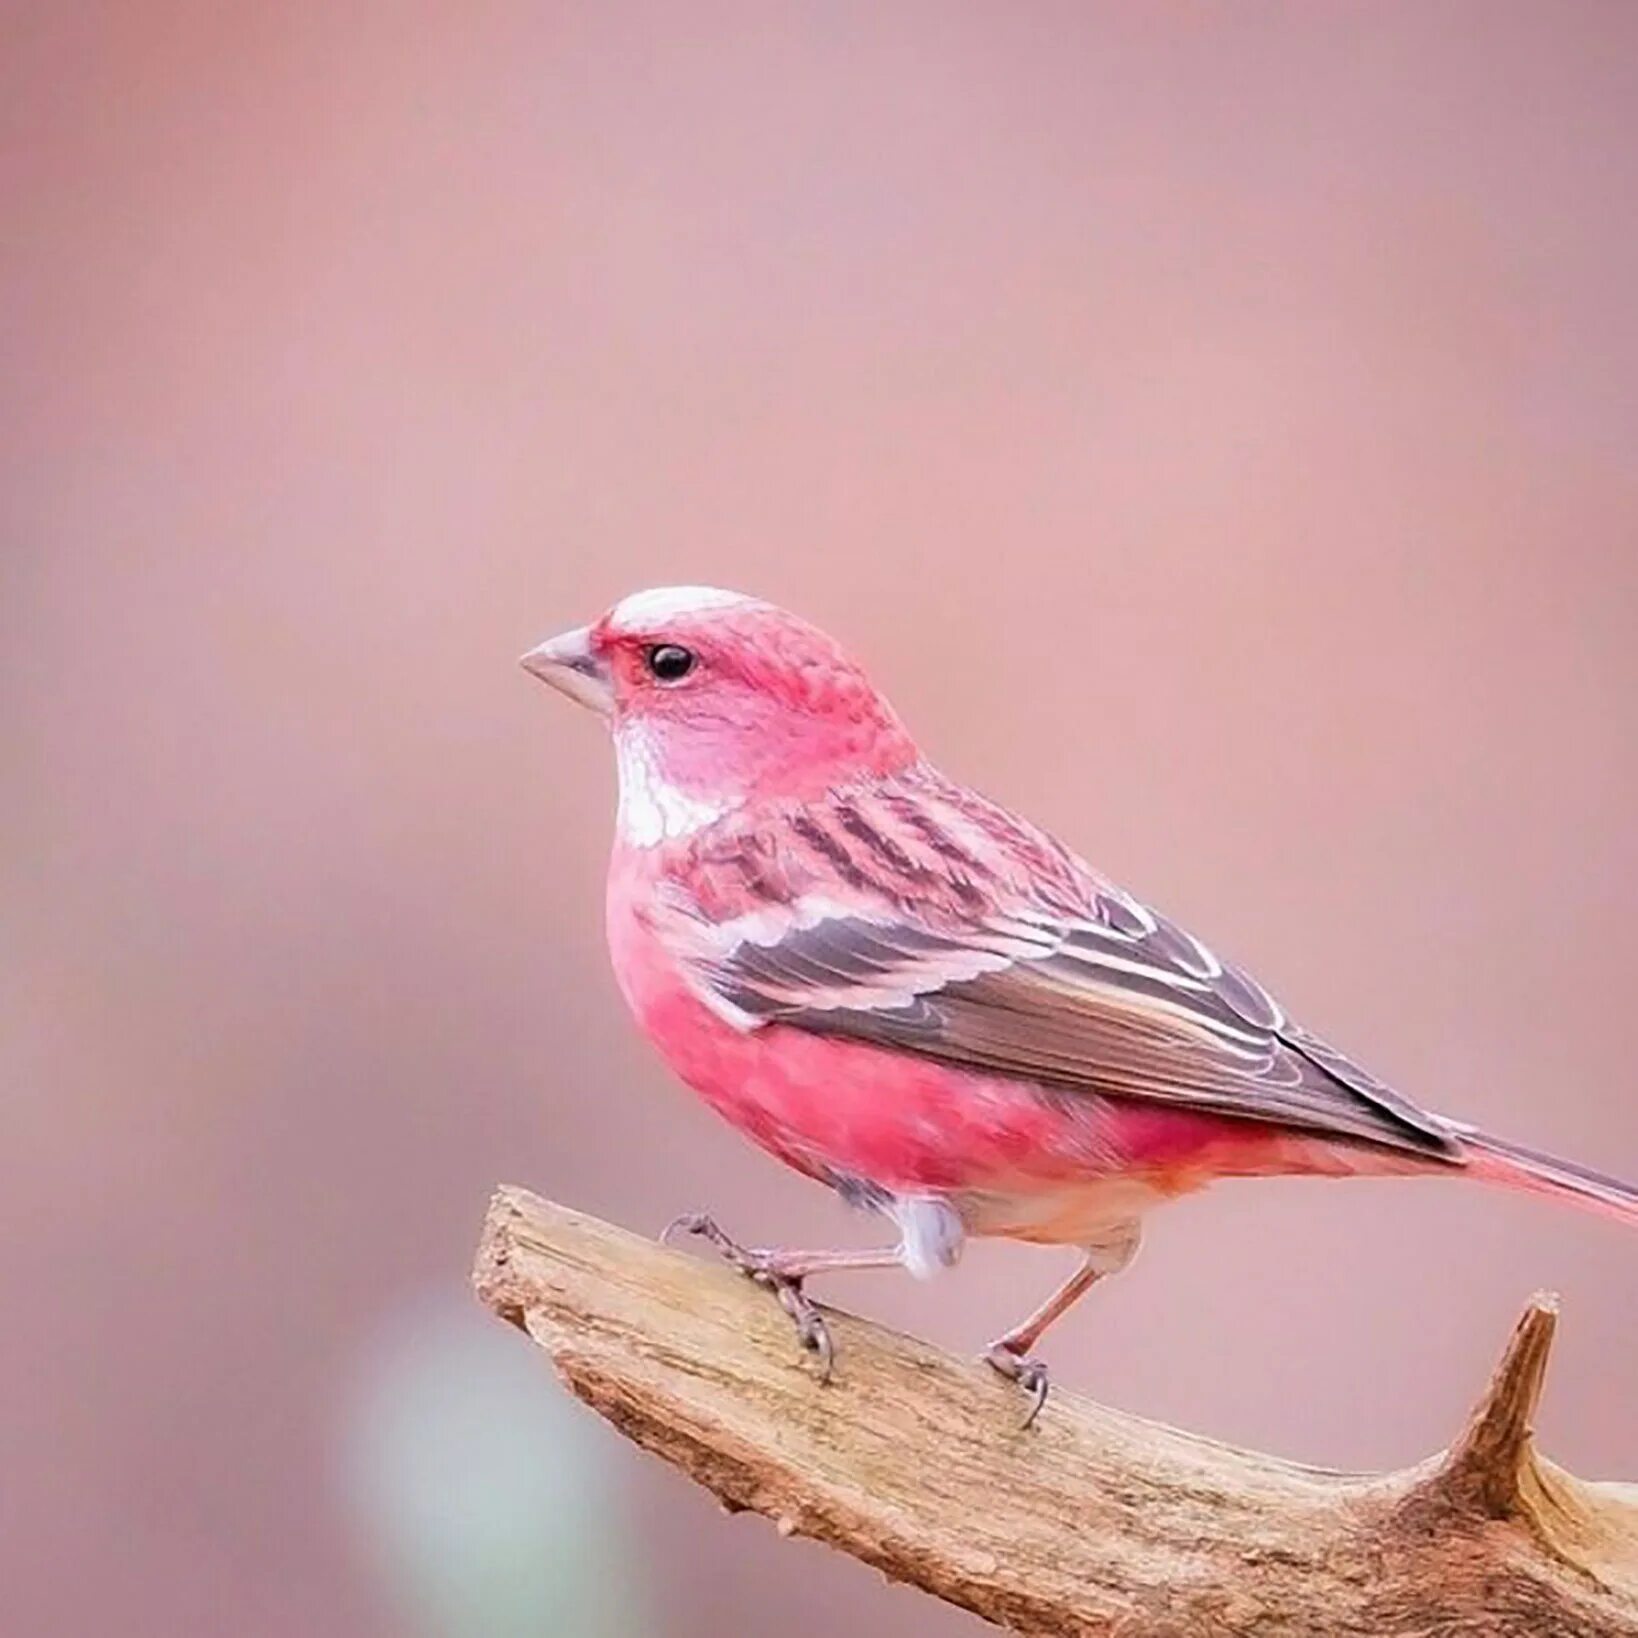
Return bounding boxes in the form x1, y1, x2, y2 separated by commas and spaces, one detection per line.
523, 586, 1637, 1420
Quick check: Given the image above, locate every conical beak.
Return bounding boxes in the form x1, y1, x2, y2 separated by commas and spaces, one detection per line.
519, 625, 612, 716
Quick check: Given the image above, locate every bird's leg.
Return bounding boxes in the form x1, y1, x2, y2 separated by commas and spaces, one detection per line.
662, 1213, 904, 1382
982, 1257, 1103, 1427
983, 1221, 1142, 1428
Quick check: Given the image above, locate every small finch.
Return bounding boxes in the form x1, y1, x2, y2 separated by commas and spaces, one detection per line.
523, 586, 1637, 1419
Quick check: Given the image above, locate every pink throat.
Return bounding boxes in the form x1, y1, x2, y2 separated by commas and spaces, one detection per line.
620, 690, 918, 812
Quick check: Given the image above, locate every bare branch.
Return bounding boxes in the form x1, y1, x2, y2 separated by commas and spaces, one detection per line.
1432, 1292, 1559, 1515
475, 1186, 1638, 1637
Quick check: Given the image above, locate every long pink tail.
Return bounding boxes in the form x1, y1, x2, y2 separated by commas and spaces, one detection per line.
1455, 1124, 1638, 1227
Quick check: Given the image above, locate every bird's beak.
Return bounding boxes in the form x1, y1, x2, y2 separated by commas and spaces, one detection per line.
519, 625, 613, 716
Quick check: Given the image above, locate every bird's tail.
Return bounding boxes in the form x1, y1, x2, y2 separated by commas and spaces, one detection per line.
1453, 1124, 1638, 1228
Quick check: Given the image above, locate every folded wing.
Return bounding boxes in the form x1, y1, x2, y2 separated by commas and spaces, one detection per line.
678, 773, 1461, 1164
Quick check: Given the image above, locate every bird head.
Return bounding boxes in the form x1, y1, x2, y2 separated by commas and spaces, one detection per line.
522, 587, 916, 843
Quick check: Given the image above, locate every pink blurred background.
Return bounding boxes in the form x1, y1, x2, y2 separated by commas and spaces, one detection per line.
5, 5, 1636, 1634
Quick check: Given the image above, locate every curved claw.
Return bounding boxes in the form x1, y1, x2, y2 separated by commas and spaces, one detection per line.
1016, 1360, 1050, 1430
660, 1211, 717, 1247
660, 1210, 835, 1384
811, 1322, 834, 1384
983, 1343, 1051, 1430
790, 1302, 834, 1385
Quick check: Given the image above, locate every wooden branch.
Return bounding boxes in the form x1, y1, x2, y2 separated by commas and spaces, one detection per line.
474, 1186, 1638, 1637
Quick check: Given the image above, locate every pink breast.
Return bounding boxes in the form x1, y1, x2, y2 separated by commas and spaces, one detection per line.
607, 892, 1396, 1203
601, 843, 1437, 1218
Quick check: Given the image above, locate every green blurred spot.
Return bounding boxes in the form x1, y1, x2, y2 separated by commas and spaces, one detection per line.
342, 1291, 650, 1638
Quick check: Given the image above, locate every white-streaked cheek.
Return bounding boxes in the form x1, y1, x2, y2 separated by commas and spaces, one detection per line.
614, 726, 731, 846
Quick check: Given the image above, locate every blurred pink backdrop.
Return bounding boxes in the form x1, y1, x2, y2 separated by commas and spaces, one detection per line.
4, 5, 1636, 1635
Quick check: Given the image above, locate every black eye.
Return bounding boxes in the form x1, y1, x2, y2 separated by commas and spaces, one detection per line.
644, 643, 696, 682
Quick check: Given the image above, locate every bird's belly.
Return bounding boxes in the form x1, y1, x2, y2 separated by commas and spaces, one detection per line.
608, 907, 1250, 1204
612, 923, 1085, 1184
605, 885, 1415, 1231
616, 958, 1071, 1188
956, 1176, 1189, 1244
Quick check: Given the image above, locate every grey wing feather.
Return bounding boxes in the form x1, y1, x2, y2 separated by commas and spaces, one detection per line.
705, 907, 1460, 1163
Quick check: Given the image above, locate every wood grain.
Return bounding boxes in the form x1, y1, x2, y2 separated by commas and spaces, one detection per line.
474, 1186, 1638, 1637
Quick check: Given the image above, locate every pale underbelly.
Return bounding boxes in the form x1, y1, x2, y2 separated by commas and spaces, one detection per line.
955, 1174, 1197, 1243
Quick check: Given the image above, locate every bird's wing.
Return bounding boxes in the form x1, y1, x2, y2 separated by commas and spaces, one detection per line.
669, 769, 1460, 1162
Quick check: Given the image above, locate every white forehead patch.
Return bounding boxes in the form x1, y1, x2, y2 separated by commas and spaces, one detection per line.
607, 585, 757, 632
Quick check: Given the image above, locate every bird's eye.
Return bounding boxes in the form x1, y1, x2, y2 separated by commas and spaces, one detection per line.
644, 643, 696, 683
